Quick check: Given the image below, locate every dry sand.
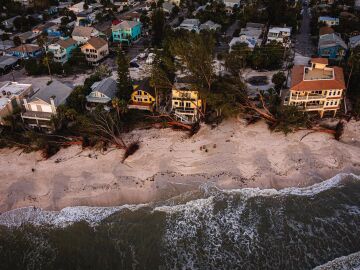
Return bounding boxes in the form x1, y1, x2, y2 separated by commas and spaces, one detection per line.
1, 119, 360, 212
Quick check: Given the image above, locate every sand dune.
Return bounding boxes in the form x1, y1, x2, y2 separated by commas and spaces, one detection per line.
1, 119, 360, 212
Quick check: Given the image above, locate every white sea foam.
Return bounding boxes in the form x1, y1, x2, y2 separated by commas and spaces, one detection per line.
224, 173, 360, 198
0, 173, 358, 228
0, 204, 146, 228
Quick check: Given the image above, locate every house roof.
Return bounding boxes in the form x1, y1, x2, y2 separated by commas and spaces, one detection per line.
29, 79, 73, 107
72, 26, 96, 37
162, 2, 175, 11
200, 20, 221, 31
90, 77, 117, 98
33, 22, 56, 32
0, 55, 18, 69
112, 20, 140, 31
311, 57, 329, 65
319, 16, 338, 21
318, 33, 347, 49
8, 44, 41, 53
57, 38, 77, 49
319, 26, 334, 36
133, 78, 155, 96
290, 65, 345, 91
349, 35, 360, 48
85, 37, 107, 49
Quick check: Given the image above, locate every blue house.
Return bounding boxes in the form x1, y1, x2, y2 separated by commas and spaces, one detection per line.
7, 44, 43, 59
318, 33, 347, 60
111, 20, 141, 44
48, 38, 78, 64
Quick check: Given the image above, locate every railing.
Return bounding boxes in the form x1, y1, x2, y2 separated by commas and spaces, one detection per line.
305, 104, 324, 110
291, 94, 326, 101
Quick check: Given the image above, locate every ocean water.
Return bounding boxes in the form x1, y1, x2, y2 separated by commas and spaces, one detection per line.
1, 173, 360, 270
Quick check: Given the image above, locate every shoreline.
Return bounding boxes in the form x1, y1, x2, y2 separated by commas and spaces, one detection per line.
1, 119, 360, 213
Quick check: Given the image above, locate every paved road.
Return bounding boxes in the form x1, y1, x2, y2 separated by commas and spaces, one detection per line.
295, 2, 315, 57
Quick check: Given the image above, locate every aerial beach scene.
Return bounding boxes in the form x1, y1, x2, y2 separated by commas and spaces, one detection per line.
1, 0, 360, 269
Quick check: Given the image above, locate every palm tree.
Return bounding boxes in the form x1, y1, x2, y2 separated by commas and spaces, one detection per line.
37, 35, 52, 80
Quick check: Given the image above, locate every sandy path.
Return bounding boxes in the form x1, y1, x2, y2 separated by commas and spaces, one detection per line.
1, 120, 360, 212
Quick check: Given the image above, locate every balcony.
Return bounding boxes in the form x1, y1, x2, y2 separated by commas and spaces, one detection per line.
291, 94, 327, 101
304, 104, 324, 110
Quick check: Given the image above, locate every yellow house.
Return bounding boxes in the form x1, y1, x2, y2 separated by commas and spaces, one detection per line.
287, 58, 346, 117
171, 82, 202, 123
81, 37, 109, 66
128, 79, 156, 111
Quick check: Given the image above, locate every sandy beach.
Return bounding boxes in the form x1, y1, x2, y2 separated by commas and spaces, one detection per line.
1, 119, 360, 212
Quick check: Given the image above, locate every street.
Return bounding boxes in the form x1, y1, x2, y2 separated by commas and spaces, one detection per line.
295, 2, 315, 57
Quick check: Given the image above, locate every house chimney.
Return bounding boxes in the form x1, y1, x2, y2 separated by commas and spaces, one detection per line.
23, 98, 29, 111
50, 97, 56, 113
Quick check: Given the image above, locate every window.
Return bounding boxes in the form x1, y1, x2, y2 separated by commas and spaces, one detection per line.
36, 105, 42, 112
174, 101, 178, 105
337, 91, 341, 95
144, 99, 148, 102
137, 90, 141, 95
186, 102, 191, 108
326, 102, 329, 106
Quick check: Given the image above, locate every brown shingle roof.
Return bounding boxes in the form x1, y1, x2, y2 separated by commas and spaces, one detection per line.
8, 44, 41, 53
86, 37, 107, 49
319, 26, 334, 36
57, 38, 77, 49
290, 65, 345, 91
72, 26, 96, 37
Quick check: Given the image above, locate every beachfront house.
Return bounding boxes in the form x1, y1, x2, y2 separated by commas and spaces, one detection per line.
111, 20, 142, 44
86, 77, 117, 110
318, 33, 347, 60
81, 37, 109, 66
7, 44, 43, 59
318, 16, 339, 27
171, 81, 202, 123
266, 26, 291, 47
0, 82, 33, 125
286, 58, 345, 118
21, 80, 74, 130
47, 38, 78, 64
128, 79, 156, 111
72, 26, 100, 45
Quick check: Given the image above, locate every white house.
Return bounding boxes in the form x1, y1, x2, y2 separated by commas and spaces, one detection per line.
21, 80, 73, 129
230, 22, 264, 50
266, 26, 292, 47
72, 26, 100, 44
